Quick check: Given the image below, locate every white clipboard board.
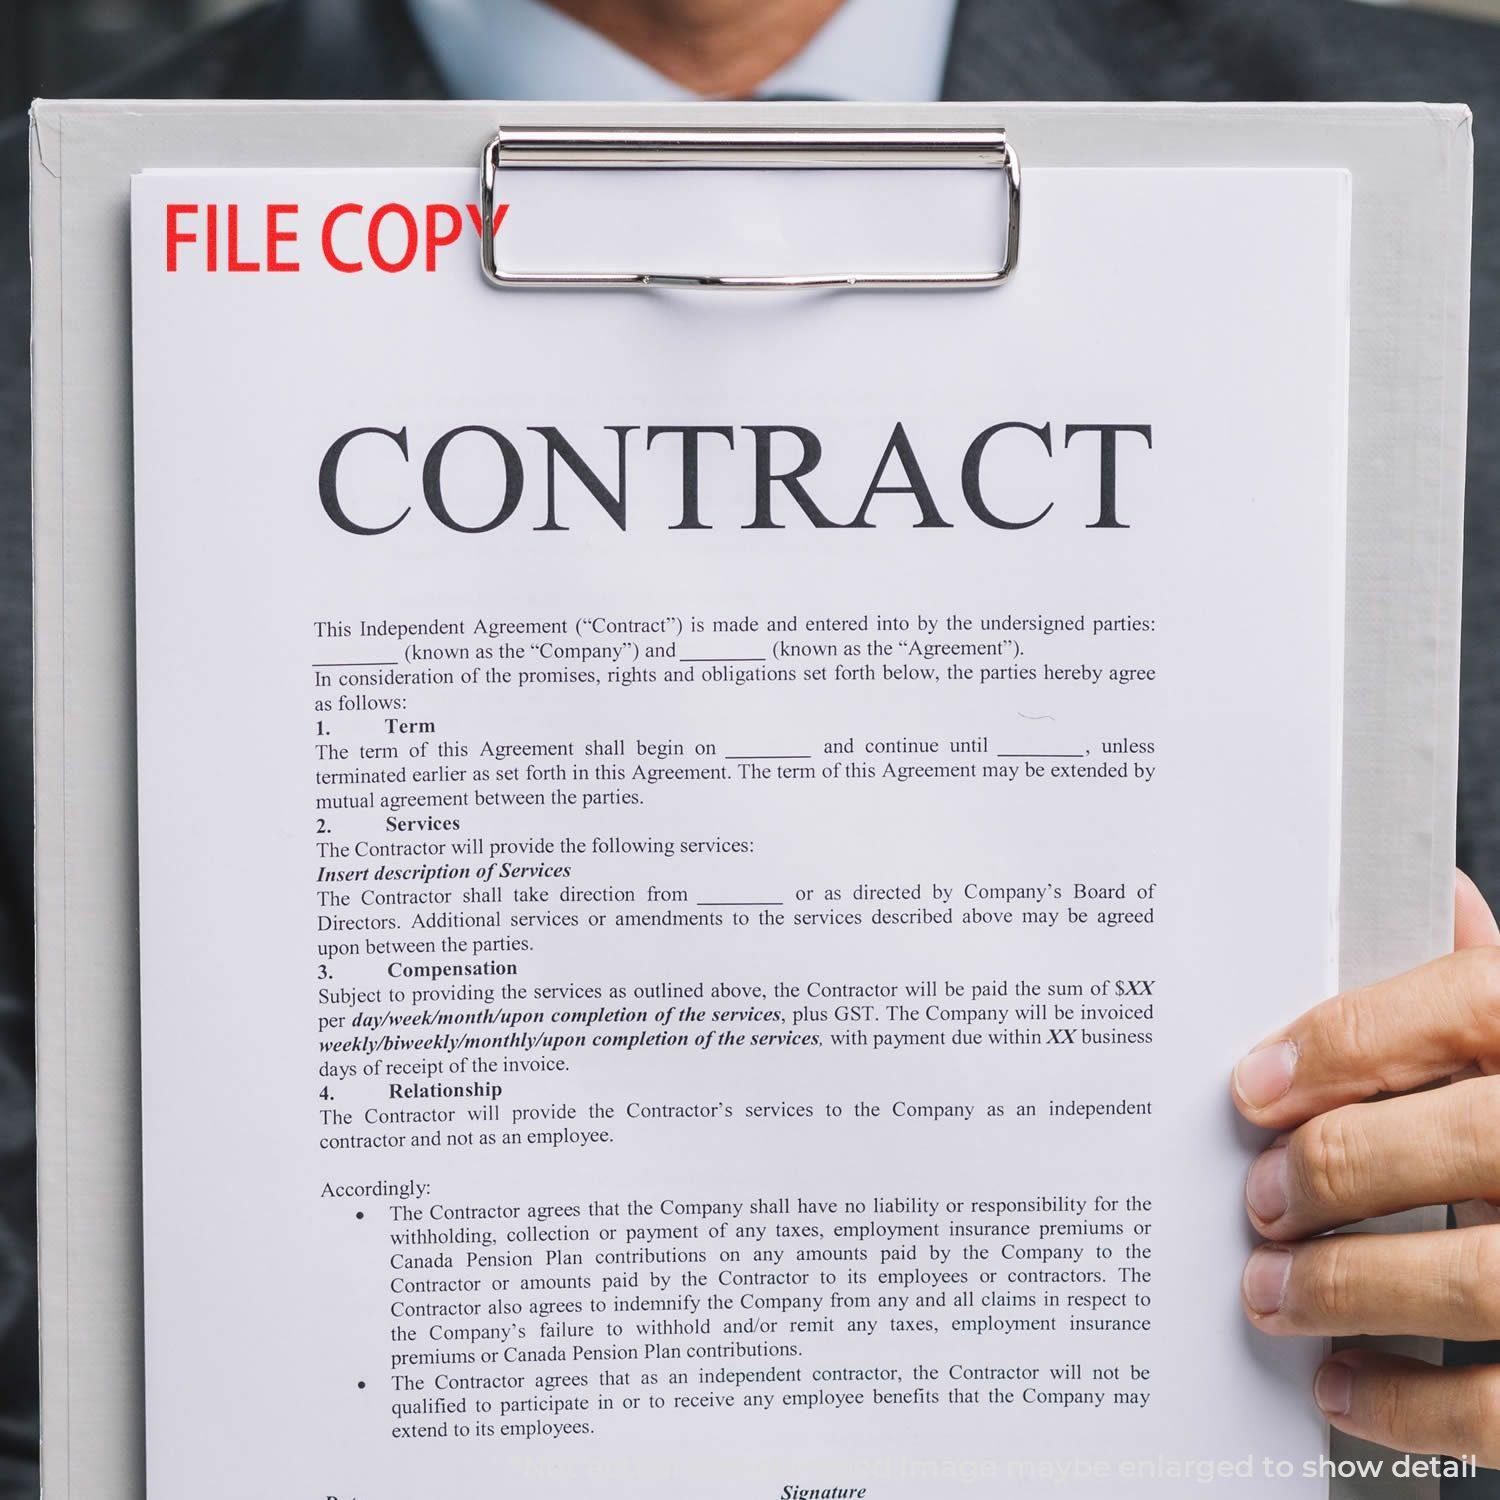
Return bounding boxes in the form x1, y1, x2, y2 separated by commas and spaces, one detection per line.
29, 98, 1471, 1500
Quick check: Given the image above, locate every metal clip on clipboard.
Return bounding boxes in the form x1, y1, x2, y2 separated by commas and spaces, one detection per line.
479, 124, 1020, 291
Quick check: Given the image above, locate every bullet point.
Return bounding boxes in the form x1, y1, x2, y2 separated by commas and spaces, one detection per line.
358, 1381, 366, 1389
355, 1212, 364, 1219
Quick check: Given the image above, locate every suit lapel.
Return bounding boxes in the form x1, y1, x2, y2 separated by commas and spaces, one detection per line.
226, 0, 446, 99
941, 0, 1234, 102
943, 0, 1119, 99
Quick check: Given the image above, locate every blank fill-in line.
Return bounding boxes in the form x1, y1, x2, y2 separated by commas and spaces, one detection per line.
314, 661, 398, 668
681, 657, 767, 663
696, 902, 785, 907
996, 752, 1088, 758
724, 755, 812, 761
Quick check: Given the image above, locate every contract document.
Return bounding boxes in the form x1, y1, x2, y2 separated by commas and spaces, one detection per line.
131, 161, 1350, 1496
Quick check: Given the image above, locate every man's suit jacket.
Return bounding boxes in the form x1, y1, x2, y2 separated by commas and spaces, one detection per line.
2, 1, 1500, 1493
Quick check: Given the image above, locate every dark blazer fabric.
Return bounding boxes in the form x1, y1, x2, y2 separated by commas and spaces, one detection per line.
2, 0, 1500, 1494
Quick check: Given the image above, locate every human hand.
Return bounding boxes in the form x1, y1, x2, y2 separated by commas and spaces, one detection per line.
1234, 870, 1500, 1467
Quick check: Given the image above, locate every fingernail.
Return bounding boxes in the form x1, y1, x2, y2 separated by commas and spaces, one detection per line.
1243, 1246, 1293, 1315
1315, 1360, 1354, 1417
1234, 1040, 1298, 1109
1246, 1146, 1290, 1223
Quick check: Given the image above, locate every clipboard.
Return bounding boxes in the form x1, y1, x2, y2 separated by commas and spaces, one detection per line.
30, 98, 1471, 1500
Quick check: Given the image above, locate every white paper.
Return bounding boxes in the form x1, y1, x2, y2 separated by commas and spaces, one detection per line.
132, 164, 1350, 1497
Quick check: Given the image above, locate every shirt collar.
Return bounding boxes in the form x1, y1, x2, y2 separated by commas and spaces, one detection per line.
406, 0, 958, 102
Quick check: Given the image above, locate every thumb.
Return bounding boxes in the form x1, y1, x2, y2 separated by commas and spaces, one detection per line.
1451, 869, 1500, 1227
1455, 867, 1499, 951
